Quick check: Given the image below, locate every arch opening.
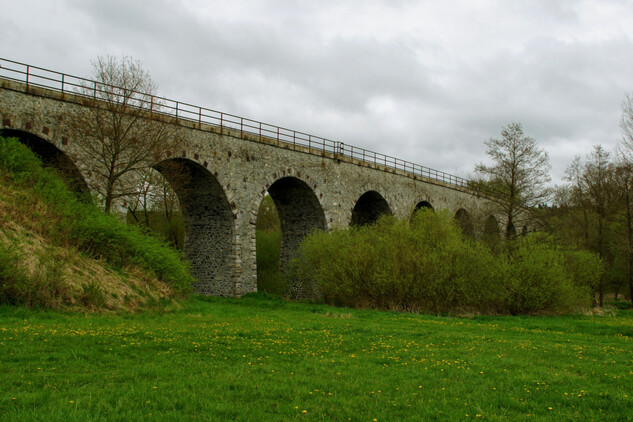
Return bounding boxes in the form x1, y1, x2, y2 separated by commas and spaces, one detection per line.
454, 208, 475, 238
264, 176, 326, 296
2, 129, 90, 197
414, 201, 434, 211
255, 194, 282, 295
351, 191, 392, 226
125, 168, 185, 250
154, 158, 235, 295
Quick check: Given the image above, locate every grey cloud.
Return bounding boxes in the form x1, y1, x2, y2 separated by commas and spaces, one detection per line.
2, 0, 633, 186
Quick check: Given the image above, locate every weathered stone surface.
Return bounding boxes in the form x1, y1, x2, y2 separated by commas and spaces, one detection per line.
0, 80, 508, 297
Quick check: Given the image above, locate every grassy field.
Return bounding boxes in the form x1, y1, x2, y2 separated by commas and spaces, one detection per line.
1, 296, 632, 421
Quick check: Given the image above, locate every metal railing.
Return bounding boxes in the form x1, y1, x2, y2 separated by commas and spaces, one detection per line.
0, 57, 480, 192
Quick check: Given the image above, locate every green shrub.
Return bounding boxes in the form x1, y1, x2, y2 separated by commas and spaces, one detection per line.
292, 210, 504, 313
291, 210, 599, 315
500, 235, 596, 314
0, 135, 43, 181
0, 243, 72, 308
0, 243, 29, 306
79, 280, 106, 309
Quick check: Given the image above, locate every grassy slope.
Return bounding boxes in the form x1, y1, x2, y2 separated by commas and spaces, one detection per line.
0, 296, 631, 421
0, 173, 175, 311
0, 134, 194, 311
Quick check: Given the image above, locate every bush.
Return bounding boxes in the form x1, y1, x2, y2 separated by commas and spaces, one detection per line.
0, 243, 72, 308
501, 234, 597, 314
293, 210, 504, 313
291, 210, 600, 315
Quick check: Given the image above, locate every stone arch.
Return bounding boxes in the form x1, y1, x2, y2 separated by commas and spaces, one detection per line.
153, 158, 236, 296
351, 191, 392, 226
264, 176, 327, 270
414, 200, 434, 211
482, 215, 501, 246
2, 128, 90, 196
411, 200, 434, 219
454, 208, 475, 238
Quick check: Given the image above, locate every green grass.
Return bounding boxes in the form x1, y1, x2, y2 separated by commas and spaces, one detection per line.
1, 297, 632, 421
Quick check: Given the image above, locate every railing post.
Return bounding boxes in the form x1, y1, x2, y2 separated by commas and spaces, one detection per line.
198, 107, 202, 129
25, 65, 30, 89
61, 74, 65, 95
240, 117, 243, 138
175, 102, 179, 119
94, 80, 97, 99
220, 113, 223, 135
277, 127, 280, 146
259, 122, 262, 141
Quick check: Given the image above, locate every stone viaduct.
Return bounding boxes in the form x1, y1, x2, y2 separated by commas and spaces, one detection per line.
0, 59, 509, 297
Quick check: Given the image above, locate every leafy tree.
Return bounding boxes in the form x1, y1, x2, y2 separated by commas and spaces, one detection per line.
475, 123, 551, 238
64, 56, 176, 213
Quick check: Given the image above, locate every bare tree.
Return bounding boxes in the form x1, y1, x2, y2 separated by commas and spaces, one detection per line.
620, 94, 633, 159
127, 162, 189, 249
618, 94, 633, 306
583, 146, 618, 306
64, 56, 175, 213
613, 162, 633, 306
564, 155, 590, 248
475, 122, 551, 238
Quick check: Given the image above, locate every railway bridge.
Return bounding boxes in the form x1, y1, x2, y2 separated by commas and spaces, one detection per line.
0, 59, 507, 296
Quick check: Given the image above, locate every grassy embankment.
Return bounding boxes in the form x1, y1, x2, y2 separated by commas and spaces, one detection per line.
1, 296, 632, 420
0, 135, 192, 310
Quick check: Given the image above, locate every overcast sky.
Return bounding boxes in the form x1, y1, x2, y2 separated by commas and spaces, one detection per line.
2, 0, 633, 183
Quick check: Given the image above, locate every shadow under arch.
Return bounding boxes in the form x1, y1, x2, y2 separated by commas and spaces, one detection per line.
351, 191, 392, 226
266, 176, 327, 268
483, 215, 501, 246
454, 208, 475, 238
2, 129, 90, 197
414, 201, 434, 211
154, 158, 235, 295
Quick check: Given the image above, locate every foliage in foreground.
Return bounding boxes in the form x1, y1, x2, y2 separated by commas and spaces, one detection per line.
0, 297, 631, 420
0, 135, 193, 307
292, 210, 601, 315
